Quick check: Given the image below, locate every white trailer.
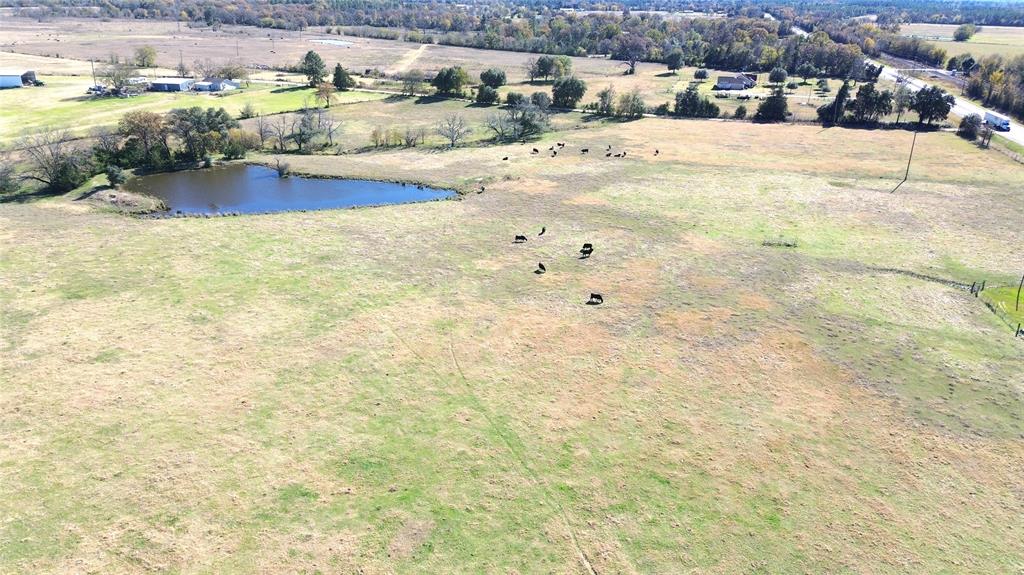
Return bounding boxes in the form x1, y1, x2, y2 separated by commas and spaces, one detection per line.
984, 111, 1011, 131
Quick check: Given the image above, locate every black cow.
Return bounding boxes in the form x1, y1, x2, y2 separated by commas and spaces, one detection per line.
502, 156, 509, 161
535, 262, 547, 275
514, 235, 528, 243
605, 152, 612, 157
654, 149, 659, 156
579, 243, 593, 258
532, 148, 539, 154
581, 148, 589, 154
586, 293, 603, 305
538, 226, 546, 236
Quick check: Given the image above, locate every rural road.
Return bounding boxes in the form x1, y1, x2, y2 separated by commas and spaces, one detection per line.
870, 58, 1024, 145
767, 15, 1024, 145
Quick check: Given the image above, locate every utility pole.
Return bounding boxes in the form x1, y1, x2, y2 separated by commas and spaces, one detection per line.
890, 130, 918, 194
1016, 272, 1023, 311
90, 59, 97, 87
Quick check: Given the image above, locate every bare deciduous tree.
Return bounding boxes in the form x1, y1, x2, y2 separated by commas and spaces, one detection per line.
291, 109, 322, 152
318, 109, 341, 146
436, 114, 471, 148
0, 150, 18, 194
100, 62, 138, 90
403, 126, 425, 147
486, 112, 513, 140
401, 69, 424, 96
254, 115, 271, 149
90, 127, 123, 162
19, 129, 93, 192
192, 58, 217, 80
315, 82, 336, 108
271, 115, 294, 151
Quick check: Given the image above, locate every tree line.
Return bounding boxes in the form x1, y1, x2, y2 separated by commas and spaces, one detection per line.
11, 0, 895, 79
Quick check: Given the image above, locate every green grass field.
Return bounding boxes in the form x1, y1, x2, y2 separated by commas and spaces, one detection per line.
0, 75, 385, 142
899, 22, 1024, 59
3, 91, 1024, 573
2, 16, 1024, 574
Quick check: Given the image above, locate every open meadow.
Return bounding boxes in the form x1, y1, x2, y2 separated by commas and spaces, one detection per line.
3, 87, 1024, 572
3, 14, 1024, 575
0, 67, 385, 143
899, 22, 1024, 60
1, 17, 871, 125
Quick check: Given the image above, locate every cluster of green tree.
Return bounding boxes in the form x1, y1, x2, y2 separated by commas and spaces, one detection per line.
810, 21, 947, 67
817, 79, 953, 126
962, 54, 1024, 121
103, 107, 245, 170
486, 99, 551, 140
5, 105, 247, 195
953, 23, 978, 42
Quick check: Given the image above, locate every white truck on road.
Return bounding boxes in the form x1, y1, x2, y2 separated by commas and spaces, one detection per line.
985, 111, 1011, 131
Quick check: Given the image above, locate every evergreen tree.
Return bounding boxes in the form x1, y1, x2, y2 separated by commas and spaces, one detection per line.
817, 80, 852, 125
332, 63, 354, 91
300, 51, 327, 86
755, 86, 789, 123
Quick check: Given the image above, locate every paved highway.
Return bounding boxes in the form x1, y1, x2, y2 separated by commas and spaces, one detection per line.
870, 59, 1024, 146
767, 16, 1023, 145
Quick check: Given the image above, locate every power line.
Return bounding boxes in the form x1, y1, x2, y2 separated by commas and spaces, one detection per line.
890, 130, 918, 194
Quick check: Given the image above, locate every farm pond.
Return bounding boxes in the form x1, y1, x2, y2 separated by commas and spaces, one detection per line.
123, 164, 455, 215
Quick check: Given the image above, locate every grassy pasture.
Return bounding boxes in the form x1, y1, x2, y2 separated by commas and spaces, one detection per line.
2, 18, 892, 126
899, 23, 1024, 59
2, 89, 1024, 573
0, 72, 386, 142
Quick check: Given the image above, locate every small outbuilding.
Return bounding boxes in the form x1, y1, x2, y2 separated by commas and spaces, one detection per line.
0, 69, 36, 89
149, 77, 195, 92
198, 77, 239, 91
714, 74, 756, 90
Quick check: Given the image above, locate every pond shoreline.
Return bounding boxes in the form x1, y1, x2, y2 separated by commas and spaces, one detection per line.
123, 161, 457, 218
244, 159, 468, 196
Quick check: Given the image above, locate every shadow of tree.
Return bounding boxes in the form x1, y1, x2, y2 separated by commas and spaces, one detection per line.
0, 187, 64, 204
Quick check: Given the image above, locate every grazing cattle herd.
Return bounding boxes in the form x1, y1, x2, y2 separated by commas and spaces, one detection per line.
509, 141, 654, 163
512, 228, 599, 304
497, 140, 665, 306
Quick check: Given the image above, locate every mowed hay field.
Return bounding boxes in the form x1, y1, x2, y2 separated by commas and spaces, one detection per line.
899, 23, 1024, 59
3, 90, 1024, 573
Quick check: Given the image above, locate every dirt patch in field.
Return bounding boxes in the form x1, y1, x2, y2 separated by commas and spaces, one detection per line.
387, 518, 435, 559
563, 194, 612, 207
678, 231, 727, 256
656, 306, 736, 339
497, 177, 560, 196
598, 259, 663, 306
737, 290, 776, 311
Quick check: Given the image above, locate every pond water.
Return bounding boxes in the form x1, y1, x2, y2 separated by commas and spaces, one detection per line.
124, 164, 454, 215
311, 39, 354, 47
